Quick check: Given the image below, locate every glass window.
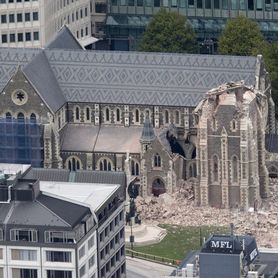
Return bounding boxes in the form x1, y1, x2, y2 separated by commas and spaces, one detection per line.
197, 0, 202, 8
154, 0, 160, 6
205, 0, 211, 8
265, 0, 271, 10
145, 0, 152, 5
10, 33, 15, 42
89, 254, 95, 268
9, 13, 15, 23
222, 0, 228, 8
11, 249, 37, 261
32, 12, 38, 20
239, 0, 245, 9
137, 0, 143, 5
1, 14, 7, 23
79, 245, 85, 259
33, 31, 39, 40
162, 0, 168, 6
17, 13, 22, 22
248, 0, 254, 10
180, 0, 186, 7
230, 0, 237, 9
10, 229, 37, 242
188, 0, 195, 6
46, 251, 72, 262
25, 12, 30, 21
47, 270, 72, 278
17, 33, 23, 41
171, 0, 177, 6
1, 34, 7, 43
25, 32, 31, 41
79, 265, 86, 277
274, 0, 278, 10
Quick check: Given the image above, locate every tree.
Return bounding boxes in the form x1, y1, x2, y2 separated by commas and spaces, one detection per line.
218, 16, 265, 56
139, 9, 197, 53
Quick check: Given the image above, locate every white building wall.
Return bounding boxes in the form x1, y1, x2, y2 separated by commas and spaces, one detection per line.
0, 0, 91, 48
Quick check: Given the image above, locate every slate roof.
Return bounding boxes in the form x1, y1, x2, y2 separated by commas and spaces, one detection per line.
22, 51, 66, 112
60, 124, 142, 153
0, 47, 258, 107
0, 193, 90, 228
22, 167, 126, 187
46, 25, 83, 50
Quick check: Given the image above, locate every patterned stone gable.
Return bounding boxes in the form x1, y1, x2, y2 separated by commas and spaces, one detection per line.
0, 47, 257, 107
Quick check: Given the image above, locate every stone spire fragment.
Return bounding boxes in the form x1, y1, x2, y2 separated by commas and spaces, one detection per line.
140, 115, 155, 143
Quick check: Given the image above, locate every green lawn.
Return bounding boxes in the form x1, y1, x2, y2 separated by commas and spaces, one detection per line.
133, 225, 229, 261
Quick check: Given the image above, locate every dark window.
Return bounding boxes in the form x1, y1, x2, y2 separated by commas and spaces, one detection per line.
10, 33, 15, 42
32, 12, 38, 20
17, 33, 23, 42
116, 108, 120, 122
197, 0, 202, 8
154, 153, 161, 167
0, 0, 6, 3
19, 269, 37, 278
25, 32, 31, 41
188, 0, 194, 6
1, 34, 7, 43
25, 12, 30, 21
86, 107, 90, 121
46, 251, 72, 262
17, 13, 22, 22
137, 0, 143, 5
154, 0, 160, 6
248, 0, 254, 9
46, 270, 72, 278
95, 3, 107, 13
33, 31, 39, 40
9, 13, 15, 23
1, 14, 7, 23
214, 0, 220, 8
205, 0, 211, 8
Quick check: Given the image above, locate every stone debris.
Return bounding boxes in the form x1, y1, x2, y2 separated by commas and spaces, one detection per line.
135, 188, 278, 248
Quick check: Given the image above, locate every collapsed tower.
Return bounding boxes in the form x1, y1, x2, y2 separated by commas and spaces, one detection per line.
194, 81, 270, 209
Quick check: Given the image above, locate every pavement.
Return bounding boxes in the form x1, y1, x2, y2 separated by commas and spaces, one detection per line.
126, 256, 176, 278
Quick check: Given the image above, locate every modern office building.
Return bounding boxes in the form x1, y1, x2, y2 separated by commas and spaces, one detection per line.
0, 164, 126, 278
105, 0, 278, 50
0, 0, 91, 48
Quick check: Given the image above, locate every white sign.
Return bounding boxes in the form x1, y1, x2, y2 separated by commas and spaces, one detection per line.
210, 240, 233, 249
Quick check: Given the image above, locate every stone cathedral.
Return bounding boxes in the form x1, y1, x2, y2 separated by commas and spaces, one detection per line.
0, 26, 277, 210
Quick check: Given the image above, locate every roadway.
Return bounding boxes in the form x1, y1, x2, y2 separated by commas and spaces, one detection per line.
126, 256, 176, 278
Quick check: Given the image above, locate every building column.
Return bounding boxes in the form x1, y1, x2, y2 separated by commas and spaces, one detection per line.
221, 127, 229, 208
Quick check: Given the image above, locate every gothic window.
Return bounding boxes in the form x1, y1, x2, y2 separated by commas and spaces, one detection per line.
17, 112, 25, 122
85, 107, 91, 121
144, 109, 150, 120
164, 110, 169, 124
99, 158, 113, 171
30, 113, 37, 123
105, 108, 110, 122
268, 165, 278, 178
189, 163, 197, 178
131, 160, 140, 176
175, 110, 180, 125
75, 106, 80, 121
231, 119, 237, 131
67, 156, 82, 171
212, 155, 219, 182
135, 109, 140, 123
211, 118, 217, 131
232, 156, 238, 183
6, 112, 12, 121
154, 153, 161, 167
115, 108, 121, 122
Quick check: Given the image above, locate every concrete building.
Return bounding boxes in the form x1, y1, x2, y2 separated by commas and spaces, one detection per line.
0, 0, 91, 48
0, 164, 126, 278
0, 28, 277, 210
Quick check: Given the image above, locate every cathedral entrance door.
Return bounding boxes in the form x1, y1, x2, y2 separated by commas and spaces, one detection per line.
152, 178, 166, 197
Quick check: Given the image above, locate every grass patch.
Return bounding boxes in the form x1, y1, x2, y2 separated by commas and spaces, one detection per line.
133, 225, 229, 261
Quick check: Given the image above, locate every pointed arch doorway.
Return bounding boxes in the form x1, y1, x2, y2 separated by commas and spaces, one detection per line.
152, 178, 166, 197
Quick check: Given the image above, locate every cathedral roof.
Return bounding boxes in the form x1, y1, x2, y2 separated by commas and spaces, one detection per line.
22, 51, 66, 112
45, 25, 83, 50
60, 124, 142, 153
140, 115, 156, 143
0, 46, 257, 108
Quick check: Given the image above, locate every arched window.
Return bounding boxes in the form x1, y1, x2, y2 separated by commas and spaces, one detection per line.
30, 113, 36, 123
75, 107, 80, 121
175, 110, 180, 124
144, 110, 150, 120
154, 153, 161, 167
212, 155, 218, 182
17, 112, 25, 122
5, 112, 12, 121
116, 108, 121, 122
189, 163, 197, 178
67, 156, 82, 171
86, 107, 91, 121
135, 109, 140, 123
269, 165, 278, 178
232, 156, 238, 183
105, 108, 110, 122
99, 158, 113, 171
131, 160, 140, 176
164, 110, 169, 124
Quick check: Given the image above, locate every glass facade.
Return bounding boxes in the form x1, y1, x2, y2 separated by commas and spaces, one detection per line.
106, 0, 278, 51
0, 117, 43, 167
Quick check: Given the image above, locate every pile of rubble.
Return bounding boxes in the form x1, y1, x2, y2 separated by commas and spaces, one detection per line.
135, 185, 278, 248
